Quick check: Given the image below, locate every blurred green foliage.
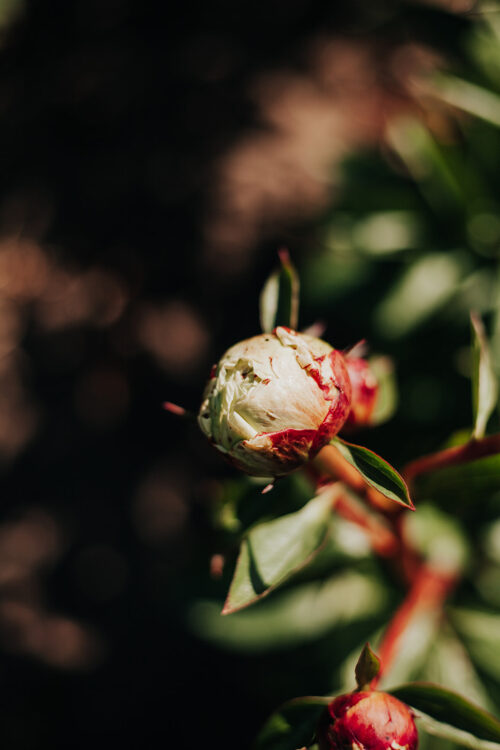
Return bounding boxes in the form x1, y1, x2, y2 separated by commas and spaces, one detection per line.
182, 7, 500, 749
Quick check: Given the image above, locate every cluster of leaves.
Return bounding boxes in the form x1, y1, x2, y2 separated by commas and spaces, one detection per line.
187, 11, 500, 750
190, 247, 500, 749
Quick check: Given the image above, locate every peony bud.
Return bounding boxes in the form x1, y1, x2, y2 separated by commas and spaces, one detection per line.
318, 692, 418, 750
198, 326, 351, 477
344, 357, 379, 430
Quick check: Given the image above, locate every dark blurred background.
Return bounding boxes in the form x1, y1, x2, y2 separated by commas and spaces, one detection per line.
0, 0, 498, 748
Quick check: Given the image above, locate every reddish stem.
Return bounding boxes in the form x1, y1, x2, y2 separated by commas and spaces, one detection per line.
372, 564, 457, 688
332, 491, 399, 558
403, 434, 500, 485
315, 438, 474, 688
163, 401, 195, 420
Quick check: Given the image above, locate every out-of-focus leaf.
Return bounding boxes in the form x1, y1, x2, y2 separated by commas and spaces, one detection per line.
482, 517, 500, 565
415, 710, 500, 750
355, 642, 381, 689
471, 312, 498, 439
431, 73, 500, 129
387, 118, 465, 214
213, 472, 315, 538
377, 609, 442, 689
369, 355, 398, 425
260, 250, 299, 333
222, 485, 338, 614
254, 696, 332, 750
449, 607, 500, 684
403, 503, 469, 575
188, 571, 388, 653
468, 17, 500, 89
491, 291, 500, 373
331, 437, 413, 509
476, 564, 500, 608
456, 270, 500, 314
373, 251, 467, 339
420, 621, 494, 712
390, 683, 500, 744
353, 211, 421, 256
417, 453, 500, 509
303, 247, 370, 305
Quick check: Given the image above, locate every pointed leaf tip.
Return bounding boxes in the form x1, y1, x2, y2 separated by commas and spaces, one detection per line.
355, 643, 381, 689
332, 437, 414, 509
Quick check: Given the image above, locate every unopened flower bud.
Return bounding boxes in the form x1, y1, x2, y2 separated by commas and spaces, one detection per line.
198, 327, 352, 477
344, 357, 379, 429
318, 691, 418, 750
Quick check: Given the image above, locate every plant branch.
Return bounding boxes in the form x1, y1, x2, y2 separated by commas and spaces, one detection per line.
402, 433, 500, 485
332, 490, 400, 558
371, 564, 457, 688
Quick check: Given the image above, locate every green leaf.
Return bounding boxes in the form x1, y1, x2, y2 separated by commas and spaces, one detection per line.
355, 642, 381, 689
417, 452, 500, 510
211, 472, 314, 537
222, 485, 338, 614
403, 503, 469, 576
331, 437, 414, 509
387, 118, 466, 215
188, 571, 389, 653
431, 73, 500, 129
390, 683, 500, 744
372, 250, 467, 339
369, 355, 398, 426
420, 620, 495, 713
259, 249, 300, 333
254, 696, 331, 750
376, 610, 442, 689
416, 710, 500, 750
471, 313, 498, 440
449, 607, 500, 685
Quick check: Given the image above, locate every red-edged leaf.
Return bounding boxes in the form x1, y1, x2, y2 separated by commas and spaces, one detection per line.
332, 437, 414, 509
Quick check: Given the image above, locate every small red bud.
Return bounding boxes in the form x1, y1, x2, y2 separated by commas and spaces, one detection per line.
344, 357, 379, 430
318, 691, 418, 750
